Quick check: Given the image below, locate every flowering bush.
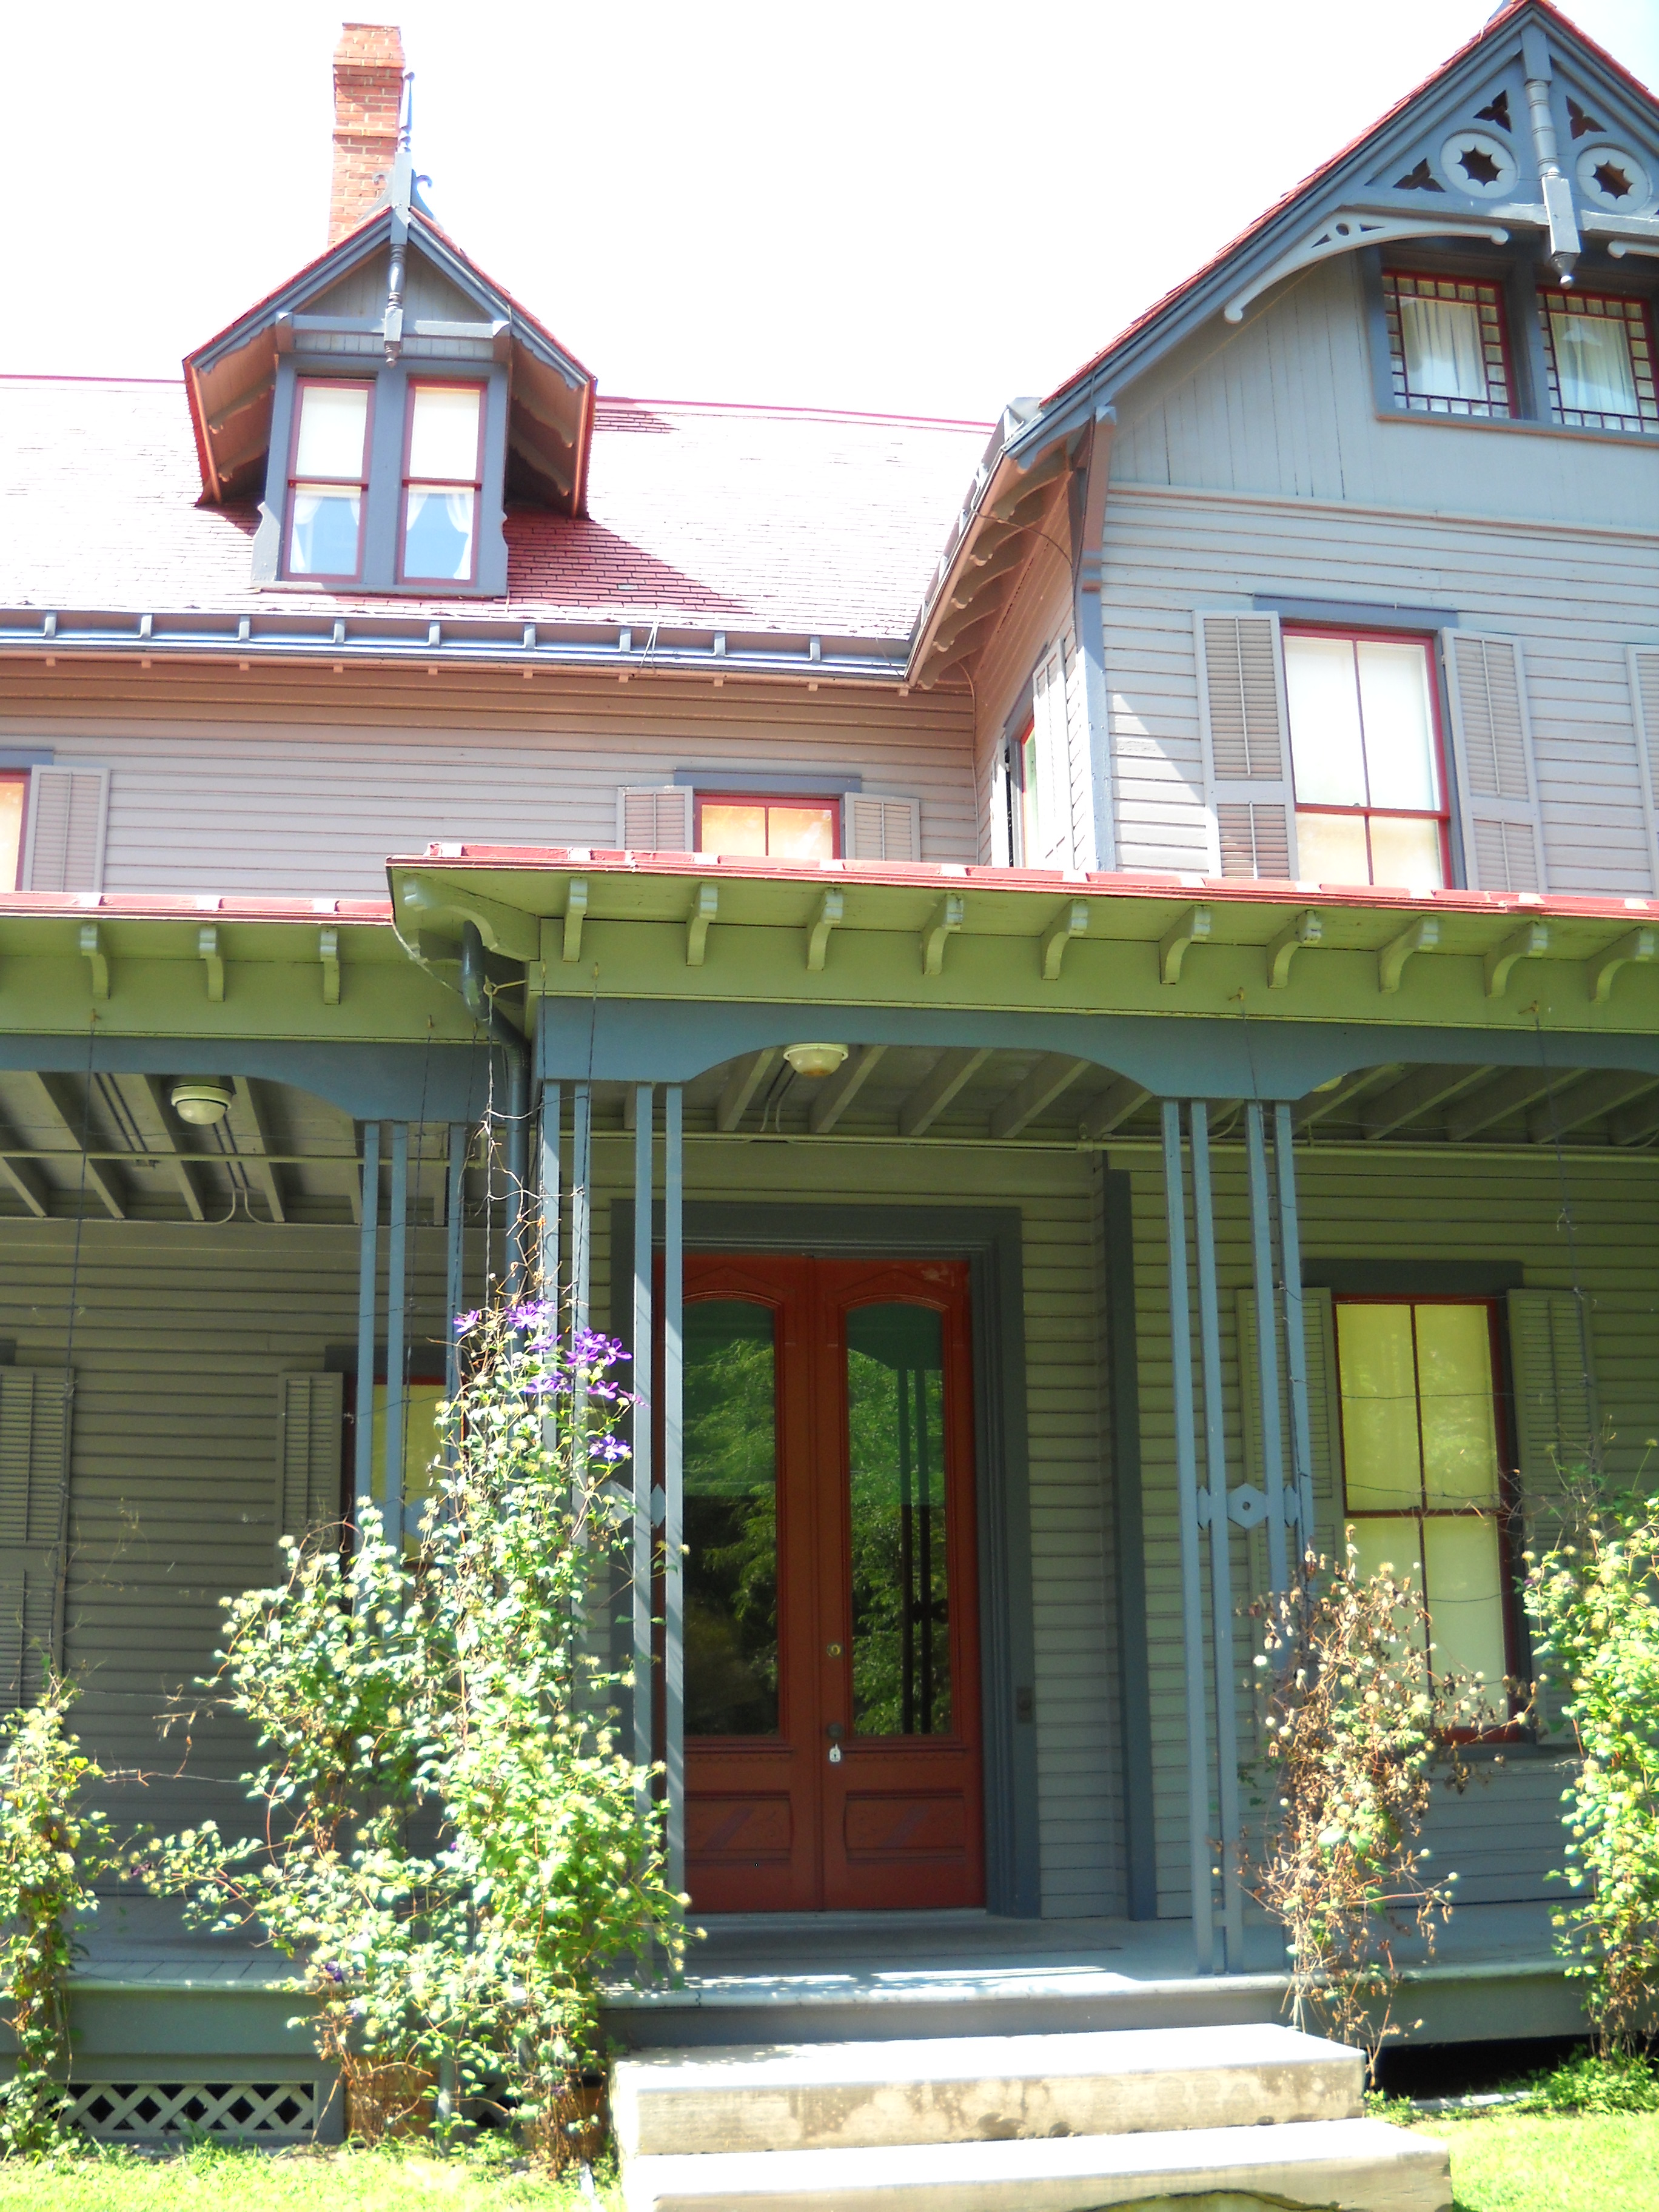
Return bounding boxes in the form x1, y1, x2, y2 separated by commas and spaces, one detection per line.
140, 1304, 682, 2161
0, 1683, 117, 2154
1526, 1489, 1659, 2053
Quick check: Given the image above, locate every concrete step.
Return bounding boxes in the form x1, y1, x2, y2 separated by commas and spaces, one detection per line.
620, 2116, 1452, 2212
612, 2022, 1361, 2158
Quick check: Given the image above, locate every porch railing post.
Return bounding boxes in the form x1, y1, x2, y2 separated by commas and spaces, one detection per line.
632, 1086, 655, 1798
443, 1124, 466, 1414
384, 1121, 409, 1541
1162, 1100, 1215, 1973
1274, 1102, 1316, 1554
1245, 1101, 1289, 1594
1190, 1103, 1244, 1971
354, 1122, 381, 1516
539, 1084, 562, 1305
662, 1082, 685, 1897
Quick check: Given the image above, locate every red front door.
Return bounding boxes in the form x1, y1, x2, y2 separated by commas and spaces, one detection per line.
681, 1255, 983, 1914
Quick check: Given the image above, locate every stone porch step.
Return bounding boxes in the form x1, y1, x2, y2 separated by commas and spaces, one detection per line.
620, 2116, 1452, 2212
612, 2023, 1362, 2157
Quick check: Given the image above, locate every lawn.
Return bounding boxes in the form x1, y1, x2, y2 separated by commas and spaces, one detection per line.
0, 2145, 625, 2212
1406, 2109, 1659, 2212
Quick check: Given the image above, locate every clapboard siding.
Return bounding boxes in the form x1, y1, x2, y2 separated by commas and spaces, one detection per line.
588, 1134, 1124, 1920
0, 667, 977, 894
1120, 1142, 1659, 1919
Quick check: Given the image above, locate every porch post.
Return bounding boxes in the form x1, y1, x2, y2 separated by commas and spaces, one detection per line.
1190, 1104, 1244, 1970
538, 1084, 561, 1304
632, 1086, 655, 1794
662, 1082, 685, 1896
1275, 1102, 1316, 1553
1245, 1102, 1289, 1594
354, 1122, 381, 1515
1161, 1101, 1215, 1972
571, 1082, 592, 1346
444, 1125, 466, 1403
384, 1122, 409, 1540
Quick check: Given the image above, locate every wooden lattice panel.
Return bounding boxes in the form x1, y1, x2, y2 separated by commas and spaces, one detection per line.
69, 2080, 317, 2141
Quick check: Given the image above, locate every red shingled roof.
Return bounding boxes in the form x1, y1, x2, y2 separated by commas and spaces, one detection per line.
0, 377, 987, 641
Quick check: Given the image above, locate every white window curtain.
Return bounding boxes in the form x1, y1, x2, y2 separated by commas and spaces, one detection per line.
1398, 295, 1487, 403
1550, 310, 1638, 417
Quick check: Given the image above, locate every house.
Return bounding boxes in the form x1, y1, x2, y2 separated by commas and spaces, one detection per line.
3, 0, 1658, 2152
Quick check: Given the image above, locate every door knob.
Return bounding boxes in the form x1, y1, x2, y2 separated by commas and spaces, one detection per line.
825, 1722, 846, 1740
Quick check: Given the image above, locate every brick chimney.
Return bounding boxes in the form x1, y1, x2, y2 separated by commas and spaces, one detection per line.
328, 23, 406, 245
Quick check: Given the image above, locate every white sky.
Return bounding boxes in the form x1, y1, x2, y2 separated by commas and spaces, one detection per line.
4, 1, 1656, 423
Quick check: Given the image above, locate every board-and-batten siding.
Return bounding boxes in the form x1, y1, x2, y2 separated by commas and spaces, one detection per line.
587, 1135, 1125, 1920
1100, 252, 1659, 894
0, 671, 977, 896
0, 1222, 464, 1833
1122, 1144, 1658, 1918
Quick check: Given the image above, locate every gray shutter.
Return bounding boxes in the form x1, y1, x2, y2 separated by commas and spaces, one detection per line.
1195, 613, 1298, 881
0, 1370, 71, 1712
616, 786, 694, 853
1238, 1286, 1340, 1558
21, 766, 109, 893
275, 1372, 345, 1556
843, 793, 921, 862
1627, 646, 1659, 894
1443, 633, 1546, 891
1507, 1289, 1597, 1526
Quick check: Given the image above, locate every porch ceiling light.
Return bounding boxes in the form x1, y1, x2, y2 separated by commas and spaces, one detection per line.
782, 1042, 848, 1080
169, 1079, 233, 1126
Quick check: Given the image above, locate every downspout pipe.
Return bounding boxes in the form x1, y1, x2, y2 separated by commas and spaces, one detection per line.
460, 922, 531, 1291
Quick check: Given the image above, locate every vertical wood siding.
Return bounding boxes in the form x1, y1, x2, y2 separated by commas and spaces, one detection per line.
1120, 1141, 1659, 1917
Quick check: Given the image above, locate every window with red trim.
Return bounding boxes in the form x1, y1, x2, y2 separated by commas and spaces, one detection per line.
284, 378, 373, 580
1334, 1297, 1520, 1714
400, 381, 485, 583
0, 774, 25, 889
695, 794, 839, 860
1539, 288, 1659, 434
1284, 629, 1450, 891
1381, 270, 1515, 419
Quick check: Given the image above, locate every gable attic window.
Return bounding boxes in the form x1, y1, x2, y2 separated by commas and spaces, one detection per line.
1381, 270, 1514, 418
285, 380, 373, 580
400, 381, 485, 582
1539, 289, 1658, 435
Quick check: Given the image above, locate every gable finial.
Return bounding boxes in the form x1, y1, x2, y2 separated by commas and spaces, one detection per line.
383, 67, 415, 361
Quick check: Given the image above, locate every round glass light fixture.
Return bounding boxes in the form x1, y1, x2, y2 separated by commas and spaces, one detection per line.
782, 1042, 848, 1080
169, 1079, 233, 1126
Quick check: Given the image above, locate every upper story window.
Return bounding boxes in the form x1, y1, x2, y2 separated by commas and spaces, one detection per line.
1539, 289, 1658, 434
1283, 629, 1449, 892
400, 382, 485, 583
1382, 270, 1514, 419
695, 794, 840, 860
1336, 1296, 1515, 1702
285, 380, 373, 580
0, 773, 25, 888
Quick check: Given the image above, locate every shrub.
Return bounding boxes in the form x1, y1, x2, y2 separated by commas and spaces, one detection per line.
1530, 2047, 1659, 2114
1526, 1489, 1659, 2053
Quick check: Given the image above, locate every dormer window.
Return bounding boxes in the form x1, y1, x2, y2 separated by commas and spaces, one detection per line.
1540, 290, 1658, 434
286, 380, 373, 580
1382, 271, 1514, 418
401, 381, 484, 582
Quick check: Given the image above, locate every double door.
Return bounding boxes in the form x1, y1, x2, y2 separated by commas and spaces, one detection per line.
682, 1255, 983, 1913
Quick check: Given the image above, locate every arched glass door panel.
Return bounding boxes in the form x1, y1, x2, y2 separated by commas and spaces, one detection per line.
683, 1297, 779, 1736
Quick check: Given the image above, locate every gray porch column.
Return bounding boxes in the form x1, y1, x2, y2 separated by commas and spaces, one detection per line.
1161, 1101, 1215, 1973
1275, 1102, 1317, 1549
1245, 1102, 1290, 1594
383, 1122, 409, 1539
662, 1082, 685, 1895
444, 1125, 466, 1403
539, 1084, 562, 1304
632, 1085, 655, 1798
354, 1123, 381, 1515
571, 1082, 592, 1346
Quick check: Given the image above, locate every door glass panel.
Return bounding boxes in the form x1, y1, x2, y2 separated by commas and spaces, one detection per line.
1336, 1303, 1423, 1509
1423, 1515, 1508, 1686
684, 1299, 780, 1735
846, 1303, 951, 1737
1415, 1304, 1500, 1507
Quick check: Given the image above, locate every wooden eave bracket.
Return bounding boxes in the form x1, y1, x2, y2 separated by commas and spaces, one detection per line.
1378, 914, 1439, 994
561, 879, 589, 965
319, 926, 341, 1006
198, 925, 225, 1004
1041, 900, 1089, 982
397, 875, 541, 962
1158, 905, 1210, 986
685, 883, 719, 968
1266, 909, 1322, 988
921, 894, 965, 977
806, 889, 844, 973
1222, 210, 1510, 323
1587, 925, 1657, 1002
1485, 918, 1550, 999
79, 923, 109, 1001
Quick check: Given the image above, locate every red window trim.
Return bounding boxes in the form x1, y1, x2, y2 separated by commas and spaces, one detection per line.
1381, 266, 1518, 420
1330, 1292, 1526, 1734
397, 378, 488, 587
694, 791, 843, 859
0, 770, 28, 891
1281, 625, 1453, 889
282, 375, 375, 584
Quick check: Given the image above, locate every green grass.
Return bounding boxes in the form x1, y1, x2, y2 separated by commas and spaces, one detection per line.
1407, 2110, 1659, 2211
0, 2143, 624, 2212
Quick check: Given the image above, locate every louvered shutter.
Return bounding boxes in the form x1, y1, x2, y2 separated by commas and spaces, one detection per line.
1031, 646, 1072, 866
1195, 614, 1298, 880
0, 1369, 70, 1712
1626, 646, 1659, 893
1507, 1290, 1596, 1524
1238, 1286, 1341, 1560
843, 793, 920, 862
616, 786, 694, 853
21, 766, 109, 893
275, 1372, 345, 1558
1443, 633, 1546, 892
